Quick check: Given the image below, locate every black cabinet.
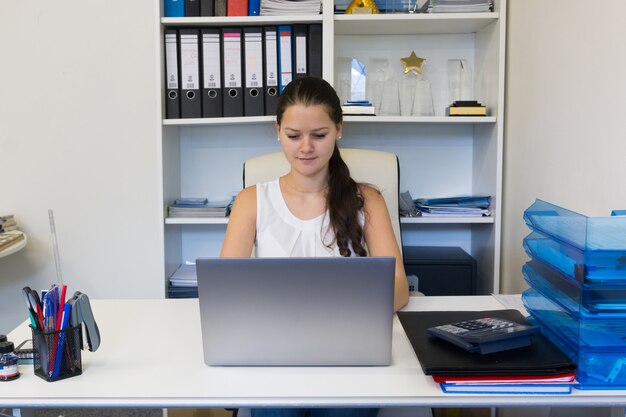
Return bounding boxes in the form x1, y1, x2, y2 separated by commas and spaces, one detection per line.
403, 246, 477, 296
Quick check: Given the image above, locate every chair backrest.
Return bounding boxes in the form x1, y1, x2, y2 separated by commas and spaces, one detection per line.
243, 148, 402, 250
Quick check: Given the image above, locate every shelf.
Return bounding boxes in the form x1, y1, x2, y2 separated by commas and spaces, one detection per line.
165, 217, 494, 225
343, 116, 496, 124
333, 12, 499, 35
164, 115, 495, 126
161, 15, 323, 26
0, 232, 27, 258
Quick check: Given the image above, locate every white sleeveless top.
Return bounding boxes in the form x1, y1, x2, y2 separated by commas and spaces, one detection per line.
255, 179, 363, 257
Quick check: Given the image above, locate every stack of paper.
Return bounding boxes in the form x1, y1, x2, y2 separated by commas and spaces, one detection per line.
168, 264, 199, 298
414, 196, 491, 217
342, 100, 376, 116
422, 0, 493, 13
168, 197, 234, 218
0, 214, 18, 233
434, 373, 576, 394
260, 0, 322, 15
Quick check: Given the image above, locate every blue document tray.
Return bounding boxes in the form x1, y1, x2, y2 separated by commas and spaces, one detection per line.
523, 288, 626, 388
523, 200, 626, 283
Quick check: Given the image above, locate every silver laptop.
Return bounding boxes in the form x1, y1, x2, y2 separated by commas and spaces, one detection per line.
196, 256, 395, 366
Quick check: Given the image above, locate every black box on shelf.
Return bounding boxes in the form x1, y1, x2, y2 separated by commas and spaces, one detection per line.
403, 246, 477, 296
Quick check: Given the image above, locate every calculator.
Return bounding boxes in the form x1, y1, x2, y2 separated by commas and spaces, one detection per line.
427, 317, 539, 354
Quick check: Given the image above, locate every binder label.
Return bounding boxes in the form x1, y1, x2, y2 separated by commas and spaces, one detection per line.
295, 36, 307, 75
265, 31, 278, 87
203, 33, 222, 89
165, 34, 179, 89
180, 34, 200, 91
223, 32, 242, 88
279, 30, 292, 89
245, 32, 263, 88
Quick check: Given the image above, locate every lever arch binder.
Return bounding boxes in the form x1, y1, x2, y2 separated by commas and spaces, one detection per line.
165, 0, 185, 17
293, 24, 308, 79
263, 26, 279, 115
186, 0, 200, 15
308, 24, 322, 78
164, 29, 180, 119
222, 28, 244, 117
200, 0, 214, 15
277, 25, 293, 93
179, 29, 202, 119
201, 28, 223, 118
243, 27, 264, 116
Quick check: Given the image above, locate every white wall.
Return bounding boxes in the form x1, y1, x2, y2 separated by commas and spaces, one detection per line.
0, 1, 164, 332
501, 0, 626, 292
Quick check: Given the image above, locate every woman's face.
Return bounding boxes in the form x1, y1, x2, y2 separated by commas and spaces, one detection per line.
276, 103, 343, 179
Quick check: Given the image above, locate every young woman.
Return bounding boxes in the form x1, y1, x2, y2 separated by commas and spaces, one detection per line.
221, 76, 408, 417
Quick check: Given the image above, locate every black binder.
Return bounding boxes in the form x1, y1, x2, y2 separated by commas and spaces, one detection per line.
243, 27, 264, 116
179, 29, 202, 119
164, 29, 180, 119
200, 0, 214, 15
185, 0, 201, 16
308, 24, 322, 78
222, 28, 244, 117
397, 309, 576, 376
201, 28, 223, 118
263, 26, 279, 115
293, 24, 308, 79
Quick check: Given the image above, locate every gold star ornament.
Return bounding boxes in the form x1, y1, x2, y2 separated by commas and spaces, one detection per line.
345, 0, 380, 14
400, 51, 426, 75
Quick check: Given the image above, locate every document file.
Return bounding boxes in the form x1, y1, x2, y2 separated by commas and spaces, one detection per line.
277, 25, 293, 93
201, 28, 223, 117
263, 26, 279, 115
293, 24, 308, 79
248, 0, 260, 15
243, 27, 264, 116
308, 24, 322, 78
200, 0, 214, 15
222, 28, 244, 117
164, 0, 184, 17
227, 0, 248, 15
179, 29, 202, 118
185, 0, 201, 15
164, 30, 180, 119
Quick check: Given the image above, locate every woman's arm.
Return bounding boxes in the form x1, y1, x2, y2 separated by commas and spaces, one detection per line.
220, 186, 257, 258
361, 185, 410, 312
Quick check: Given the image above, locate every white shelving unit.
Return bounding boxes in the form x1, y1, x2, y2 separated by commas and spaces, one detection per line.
159, 0, 506, 295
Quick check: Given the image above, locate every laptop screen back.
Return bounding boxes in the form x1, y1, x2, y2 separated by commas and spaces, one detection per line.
196, 256, 395, 366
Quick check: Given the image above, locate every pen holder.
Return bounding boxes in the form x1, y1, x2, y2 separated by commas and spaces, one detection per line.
30, 325, 82, 382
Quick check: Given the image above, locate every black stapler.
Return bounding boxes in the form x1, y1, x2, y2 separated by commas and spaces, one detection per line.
66, 291, 101, 352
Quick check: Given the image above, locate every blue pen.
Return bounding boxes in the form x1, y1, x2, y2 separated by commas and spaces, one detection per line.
51, 304, 71, 378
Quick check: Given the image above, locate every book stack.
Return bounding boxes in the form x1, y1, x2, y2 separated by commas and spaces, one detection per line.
0, 214, 18, 233
168, 264, 199, 299
0, 231, 25, 252
398, 309, 577, 395
168, 197, 234, 218
446, 100, 487, 116
421, 0, 493, 13
260, 0, 322, 15
414, 196, 491, 217
341, 100, 376, 116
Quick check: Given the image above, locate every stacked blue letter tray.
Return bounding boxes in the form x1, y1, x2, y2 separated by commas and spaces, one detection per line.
521, 199, 626, 389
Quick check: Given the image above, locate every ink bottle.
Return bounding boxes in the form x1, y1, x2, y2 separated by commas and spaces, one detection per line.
0, 341, 20, 381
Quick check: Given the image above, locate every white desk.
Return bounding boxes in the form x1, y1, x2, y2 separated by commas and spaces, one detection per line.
4, 296, 626, 409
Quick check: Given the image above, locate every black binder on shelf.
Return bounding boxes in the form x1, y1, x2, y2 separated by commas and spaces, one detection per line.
185, 0, 201, 16
293, 24, 308, 79
277, 25, 293, 94
164, 29, 180, 119
263, 26, 279, 116
201, 28, 223, 118
308, 24, 322, 78
200, 0, 214, 15
398, 309, 576, 376
222, 27, 244, 117
179, 28, 202, 119
243, 27, 264, 116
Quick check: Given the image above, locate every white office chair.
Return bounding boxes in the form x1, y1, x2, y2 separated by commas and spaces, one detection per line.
243, 147, 403, 251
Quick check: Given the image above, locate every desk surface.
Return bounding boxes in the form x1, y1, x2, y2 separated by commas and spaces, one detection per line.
4, 296, 626, 408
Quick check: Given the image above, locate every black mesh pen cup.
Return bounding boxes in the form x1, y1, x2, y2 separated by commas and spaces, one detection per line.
30, 325, 82, 382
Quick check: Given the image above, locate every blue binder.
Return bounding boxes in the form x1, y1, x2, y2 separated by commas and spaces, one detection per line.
248, 0, 260, 16
164, 0, 185, 17
277, 25, 293, 93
